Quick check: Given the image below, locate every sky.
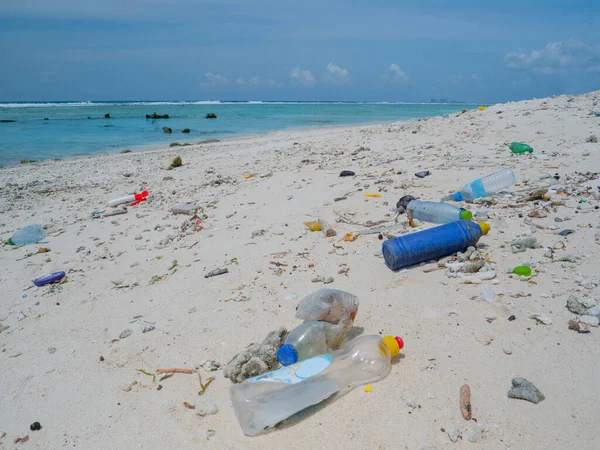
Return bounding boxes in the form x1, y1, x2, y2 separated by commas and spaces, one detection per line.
0, 0, 598, 103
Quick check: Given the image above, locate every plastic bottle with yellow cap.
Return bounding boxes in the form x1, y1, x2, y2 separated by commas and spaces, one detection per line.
382, 220, 490, 271
231, 334, 404, 436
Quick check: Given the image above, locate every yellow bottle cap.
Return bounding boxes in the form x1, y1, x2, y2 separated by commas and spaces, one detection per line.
478, 222, 491, 236
383, 336, 404, 358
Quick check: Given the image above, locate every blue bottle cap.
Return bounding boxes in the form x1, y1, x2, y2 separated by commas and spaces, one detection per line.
276, 344, 298, 366
452, 192, 463, 202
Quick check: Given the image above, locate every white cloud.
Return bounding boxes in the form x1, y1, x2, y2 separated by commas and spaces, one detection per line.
236, 77, 245, 85
268, 79, 283, 87
505, 40, 600, 74
386, 63, 409, 82
249, 76, 261, 85
471, 73, 479, 81
322, 63, 350, 85
289, 67, 316, 87
201, 72, 229, 86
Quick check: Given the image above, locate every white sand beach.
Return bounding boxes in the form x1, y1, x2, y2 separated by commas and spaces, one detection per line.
1, 91, 600, 449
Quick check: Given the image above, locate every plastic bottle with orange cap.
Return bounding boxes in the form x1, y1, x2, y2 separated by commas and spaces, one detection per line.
230, 334, 404, 436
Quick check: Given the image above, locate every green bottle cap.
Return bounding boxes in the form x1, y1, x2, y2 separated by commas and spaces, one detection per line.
459, 209, 472, 220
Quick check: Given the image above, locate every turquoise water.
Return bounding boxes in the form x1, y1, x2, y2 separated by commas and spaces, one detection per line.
0, 101, 477, 166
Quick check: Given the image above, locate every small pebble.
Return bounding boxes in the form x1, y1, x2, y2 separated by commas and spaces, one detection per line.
503, 345, 513, 355
47, 347, 57, 354
30, 422, 41, 431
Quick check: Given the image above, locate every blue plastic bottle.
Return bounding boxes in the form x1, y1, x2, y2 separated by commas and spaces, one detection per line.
382, 221, 490, 271
7, 224, 45, 245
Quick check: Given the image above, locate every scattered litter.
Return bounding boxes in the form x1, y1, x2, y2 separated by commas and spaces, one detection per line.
364, 384, 373, 393
304, 221, 322, 231
33, 271, 66, 287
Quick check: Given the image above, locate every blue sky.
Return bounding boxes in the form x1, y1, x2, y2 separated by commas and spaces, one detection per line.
0, 0, 598, 102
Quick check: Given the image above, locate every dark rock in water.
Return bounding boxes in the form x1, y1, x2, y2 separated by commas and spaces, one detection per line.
120, 149, 132, 154
339, 170, 355, 177
105, 113, 111, 119
415, 170, 431, 178
559, 229, 574, 236
44, 118, 49, 121
169, 142, 181, 147
146, 113, 169, 119
205, 113, 217, 119
181, 128, 190, 133
1, 119, 17, 123
162, 127, 172, 134
507, 377, 544, 403
87, 116, 91, 119
197, 139, 220, 144
396, 195, 415, 212
21, 159, 36, 164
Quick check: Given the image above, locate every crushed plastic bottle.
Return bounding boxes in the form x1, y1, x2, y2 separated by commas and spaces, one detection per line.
7, 224, 45, 246
509, 142, 534, 154
442, 168, 516, 202
277, 313, 354, 366
295, 289, 359, 323
231, 334, 403, 436
407, 200, 472, 224
383, 221, 490, 271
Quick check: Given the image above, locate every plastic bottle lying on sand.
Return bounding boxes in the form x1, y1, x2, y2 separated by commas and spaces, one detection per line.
231, 334, 402, 436
442, 168, 516, 202
7, 224, 45, 245
277, 313, 355, 366
109, 190, 149, 207
382, 221, 490, 271
407, 200, 472, 224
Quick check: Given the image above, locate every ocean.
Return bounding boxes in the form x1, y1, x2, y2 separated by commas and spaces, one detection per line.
0, 101, 478, 166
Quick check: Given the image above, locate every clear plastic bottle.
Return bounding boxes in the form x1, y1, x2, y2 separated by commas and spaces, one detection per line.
276, 314, 354, 366
407, 200, 472, 224
8, 224, 45, 245
442, 168, 516, 202
231, 334, 403, 436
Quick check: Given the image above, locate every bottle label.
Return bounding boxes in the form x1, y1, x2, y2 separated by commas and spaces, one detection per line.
470, 179, 486, 199
247, 354, 333, 384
